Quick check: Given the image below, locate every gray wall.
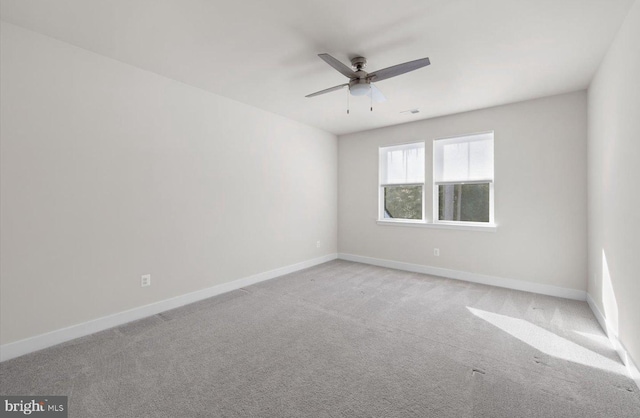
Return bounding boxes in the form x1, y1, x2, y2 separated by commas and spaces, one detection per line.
0, 22, 337, 345
339, 91, 588, 291
587, 0, 640, 369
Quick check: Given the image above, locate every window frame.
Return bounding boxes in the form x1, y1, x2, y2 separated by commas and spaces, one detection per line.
378, 141, 426, 223
432, 131, 495, 227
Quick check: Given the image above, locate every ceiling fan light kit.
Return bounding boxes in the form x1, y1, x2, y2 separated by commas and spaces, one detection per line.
306, 53, 431, 112
349, 82, 371, 96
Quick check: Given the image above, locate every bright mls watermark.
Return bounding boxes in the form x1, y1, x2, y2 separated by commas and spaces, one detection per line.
0, 396, 67, 417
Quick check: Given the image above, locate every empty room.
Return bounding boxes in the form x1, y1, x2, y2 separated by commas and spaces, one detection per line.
1, 0, 639, 417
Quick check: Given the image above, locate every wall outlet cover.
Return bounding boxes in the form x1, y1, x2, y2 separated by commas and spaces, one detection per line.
141, 274, 151, 287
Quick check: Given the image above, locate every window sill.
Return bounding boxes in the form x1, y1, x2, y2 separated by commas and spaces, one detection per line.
376, 219, 497, 232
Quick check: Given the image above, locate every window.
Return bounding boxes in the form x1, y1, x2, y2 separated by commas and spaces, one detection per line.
433, 132, 494, 224
379, 142, 425, 221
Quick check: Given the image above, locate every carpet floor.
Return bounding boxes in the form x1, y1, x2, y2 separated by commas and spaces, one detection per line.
1, 260, 639, 417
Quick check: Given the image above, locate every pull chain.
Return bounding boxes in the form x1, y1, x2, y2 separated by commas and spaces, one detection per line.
347, 86, 350, 114
370, 85, 373, 112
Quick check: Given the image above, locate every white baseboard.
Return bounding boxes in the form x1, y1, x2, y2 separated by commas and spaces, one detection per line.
338, 253, 587, 301
0, 253, 337, 362
587, 294, 640, 390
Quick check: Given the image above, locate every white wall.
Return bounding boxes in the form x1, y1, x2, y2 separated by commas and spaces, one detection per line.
0, 22, 337, 345
587, 0, 640, 370
339, 91, 587, 292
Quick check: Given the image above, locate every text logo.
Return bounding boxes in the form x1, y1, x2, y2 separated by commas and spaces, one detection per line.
0, 396, 67, 417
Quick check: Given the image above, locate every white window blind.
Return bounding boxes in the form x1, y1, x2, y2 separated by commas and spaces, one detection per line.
379, 142, 425, 185
434, 133, 493, 183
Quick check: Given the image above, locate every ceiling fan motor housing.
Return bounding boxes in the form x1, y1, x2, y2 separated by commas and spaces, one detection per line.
349, 57, 370, 96
350, 56, 367, 71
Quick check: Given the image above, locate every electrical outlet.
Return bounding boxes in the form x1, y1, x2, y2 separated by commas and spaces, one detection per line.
316, 241, 321, 248
141, 274, 151, 287
433, 248, 440, 257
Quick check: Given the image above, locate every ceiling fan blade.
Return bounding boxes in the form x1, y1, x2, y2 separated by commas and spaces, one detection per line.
318, 53, 358, 78
368, 57, 430, 83
306, 83, 349, 98
370, 84, 386, 103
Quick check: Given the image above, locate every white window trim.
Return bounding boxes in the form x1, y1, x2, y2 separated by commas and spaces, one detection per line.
376, 219, 497, 232
378, 141, 426, 222
376, 133, 497, 231
432, 131, 495, 226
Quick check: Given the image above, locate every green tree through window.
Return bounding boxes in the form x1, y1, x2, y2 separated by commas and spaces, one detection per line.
385, 185, 422, 219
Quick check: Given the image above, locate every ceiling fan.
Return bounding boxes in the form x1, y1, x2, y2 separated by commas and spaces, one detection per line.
305, 53, 431, 105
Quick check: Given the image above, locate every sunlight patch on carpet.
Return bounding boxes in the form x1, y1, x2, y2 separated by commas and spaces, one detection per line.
467, 307, 624, 375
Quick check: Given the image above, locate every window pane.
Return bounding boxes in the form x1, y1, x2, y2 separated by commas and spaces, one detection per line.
384, 185, 422, 220
438, 183, 490, 222
380, 143, 425, 184
433, 133, 493, 182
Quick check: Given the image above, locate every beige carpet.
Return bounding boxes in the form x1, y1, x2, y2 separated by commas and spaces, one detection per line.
1, 260, 639, 417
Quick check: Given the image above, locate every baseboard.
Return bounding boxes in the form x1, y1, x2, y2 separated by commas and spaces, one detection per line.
587, 294, 640, 390
586, 294, 625, 359
0, 253, 338, 362
338, 253, 587, 301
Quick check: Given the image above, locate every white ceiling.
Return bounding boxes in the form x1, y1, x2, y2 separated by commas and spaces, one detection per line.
0, 0, 634, 135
